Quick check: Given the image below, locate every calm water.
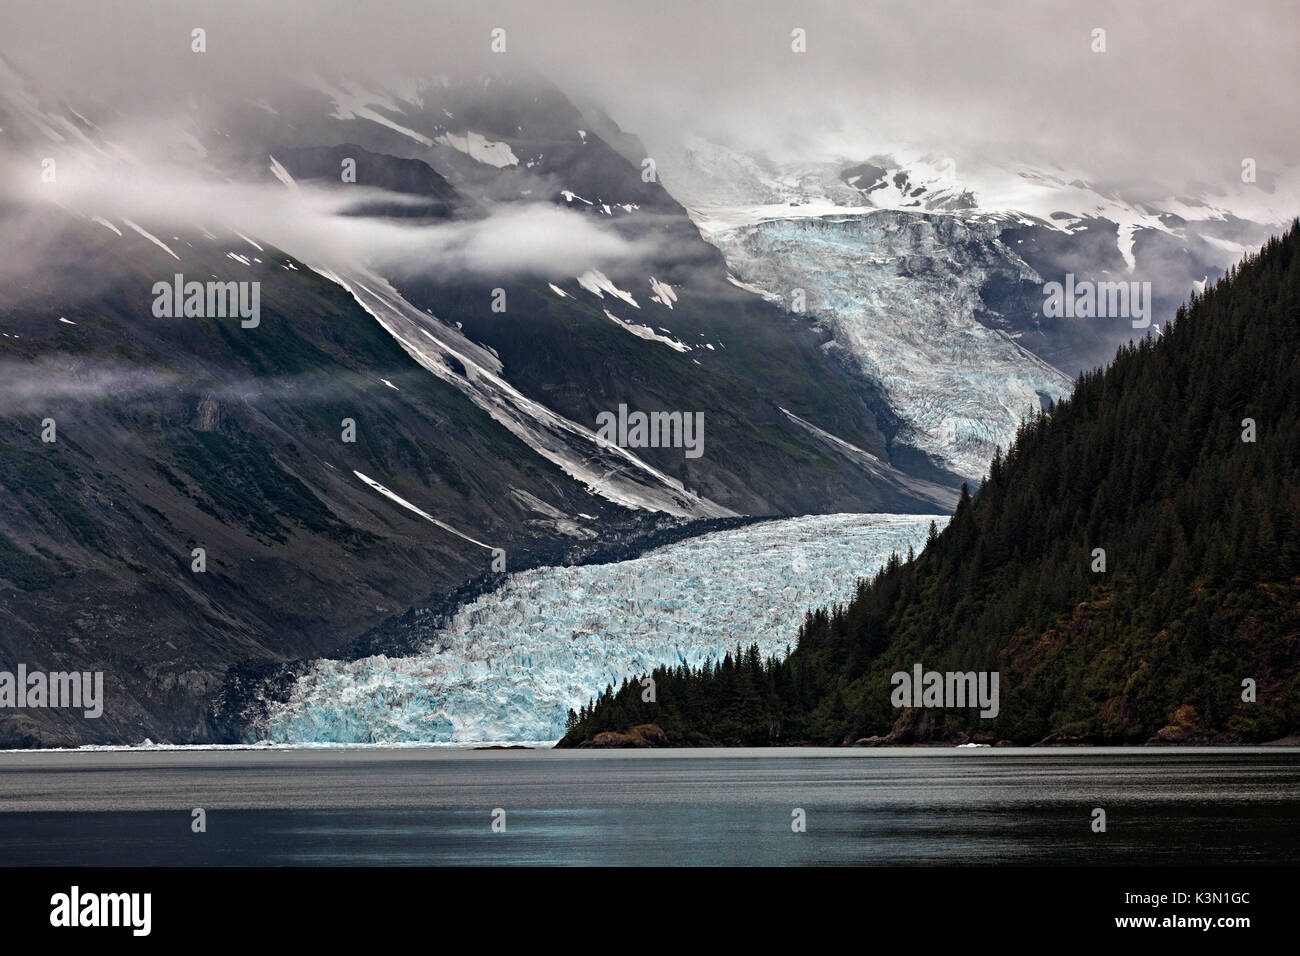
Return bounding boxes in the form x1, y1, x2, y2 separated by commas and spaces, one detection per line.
1, 747, 1297, 865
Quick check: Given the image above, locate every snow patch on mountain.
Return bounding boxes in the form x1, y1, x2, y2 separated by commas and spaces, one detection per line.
267, 156, 297, 190
437, 131, 519, 168
577, 269, 639, 307
648, 276, 677, 308
308, 74, 436, 147
602, 308, 689, 352
322, 268, 732, 518
122, 218, 179, 259
725, 273, 783, 303
353, 470, 493, 550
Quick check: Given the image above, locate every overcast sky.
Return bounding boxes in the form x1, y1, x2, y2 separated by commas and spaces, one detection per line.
5, 0, 1297, 194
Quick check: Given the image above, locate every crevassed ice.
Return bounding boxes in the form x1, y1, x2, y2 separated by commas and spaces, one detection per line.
712, 213, 1071, 480
264, 513, 942, 745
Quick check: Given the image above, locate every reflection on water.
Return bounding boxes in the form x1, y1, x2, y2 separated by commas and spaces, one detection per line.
0, 748, 1297, 865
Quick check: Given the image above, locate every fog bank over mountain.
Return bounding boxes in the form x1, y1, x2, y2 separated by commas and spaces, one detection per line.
4, 0, 1297, 200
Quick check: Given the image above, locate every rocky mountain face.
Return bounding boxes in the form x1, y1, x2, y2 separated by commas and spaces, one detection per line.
0, 211, 630, 746
0, 64, 952, 745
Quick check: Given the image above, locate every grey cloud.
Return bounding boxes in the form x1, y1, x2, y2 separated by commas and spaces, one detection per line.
0, 358, 419, 414
1, 156, 664, 279
1, 0, 1296, 196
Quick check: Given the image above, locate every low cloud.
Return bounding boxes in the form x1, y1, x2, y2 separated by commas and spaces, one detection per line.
0, 357, 416, 414
1, 154, 660, 282
0, 360, 172, 412
2, 0, 1295, 199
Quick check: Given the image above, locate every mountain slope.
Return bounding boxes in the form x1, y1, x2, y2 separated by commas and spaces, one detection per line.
0, 63, 955, 746
237, 73, 959, 513
561, 221, 1300, 747
0, 207, 644, 746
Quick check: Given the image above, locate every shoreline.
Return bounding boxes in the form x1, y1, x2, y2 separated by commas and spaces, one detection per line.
5, 735, 1299, 756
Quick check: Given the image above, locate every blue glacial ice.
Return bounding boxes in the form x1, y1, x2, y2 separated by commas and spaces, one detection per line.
709, 212, 1071, 481
263, 512, 943, 745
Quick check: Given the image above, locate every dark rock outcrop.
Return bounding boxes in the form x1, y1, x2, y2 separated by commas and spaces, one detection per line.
574, 723, 669, 749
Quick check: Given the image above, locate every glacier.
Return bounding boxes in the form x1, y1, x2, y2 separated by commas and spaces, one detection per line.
650, 139, 1080, 479
263, 513, 942, 745
653, 137, 1291, 481
712, 211, 1072, 479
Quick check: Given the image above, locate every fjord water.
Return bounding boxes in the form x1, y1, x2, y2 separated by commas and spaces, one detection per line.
1, 748, 1296, 865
